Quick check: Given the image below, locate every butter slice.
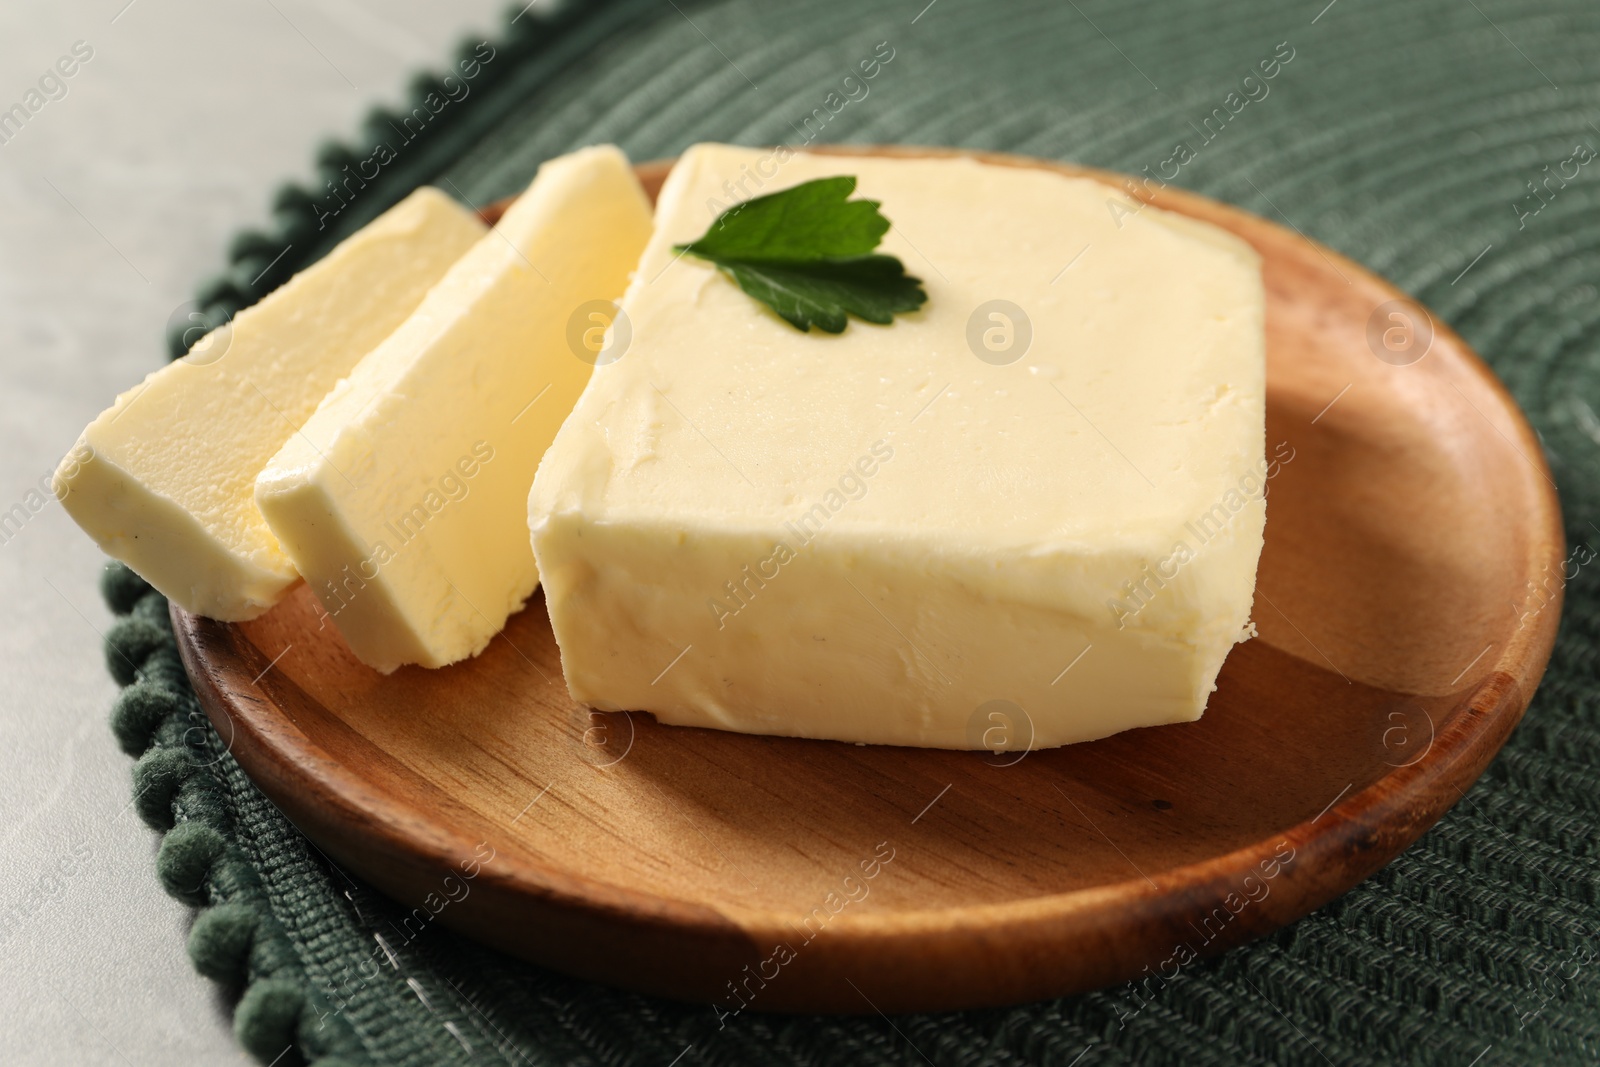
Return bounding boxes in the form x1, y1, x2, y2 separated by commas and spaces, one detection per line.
528, 144, 1266, 749
255, 145, 653, 672
51, 189, 486, 620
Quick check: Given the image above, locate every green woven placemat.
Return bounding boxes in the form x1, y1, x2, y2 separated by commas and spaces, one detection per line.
98, 0, 1600, 1063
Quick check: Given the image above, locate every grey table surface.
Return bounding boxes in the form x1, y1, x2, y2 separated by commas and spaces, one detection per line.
0, 2, 505, 1062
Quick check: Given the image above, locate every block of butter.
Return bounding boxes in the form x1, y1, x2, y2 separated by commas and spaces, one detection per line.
529, 144, 1266, 749
52, 189, 486, 620
256, 145, 653, 672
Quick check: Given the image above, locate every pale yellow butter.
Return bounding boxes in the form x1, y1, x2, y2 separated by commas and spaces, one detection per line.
529, 144, 1266, 749
256, 145, 653, 672
52, 189, 486, 620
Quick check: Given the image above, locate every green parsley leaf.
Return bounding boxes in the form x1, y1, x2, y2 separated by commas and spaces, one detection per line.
673, 176, 928, 334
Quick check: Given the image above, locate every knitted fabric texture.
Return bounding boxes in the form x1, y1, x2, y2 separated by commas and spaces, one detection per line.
103, 0, 1600, 1063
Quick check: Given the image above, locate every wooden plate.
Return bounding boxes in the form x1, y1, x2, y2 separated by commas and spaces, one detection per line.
173, 147, 1564, 1014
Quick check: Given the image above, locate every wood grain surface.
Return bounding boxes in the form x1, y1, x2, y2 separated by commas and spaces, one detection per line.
172, 148, 1564, 1014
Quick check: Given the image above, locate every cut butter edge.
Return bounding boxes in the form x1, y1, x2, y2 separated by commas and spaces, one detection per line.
51, 188, 487, 621
255, 144, 653, 672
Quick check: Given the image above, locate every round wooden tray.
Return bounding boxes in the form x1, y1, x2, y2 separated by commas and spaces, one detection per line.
173, 147, 1563, 1014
